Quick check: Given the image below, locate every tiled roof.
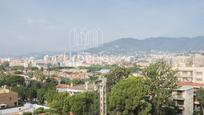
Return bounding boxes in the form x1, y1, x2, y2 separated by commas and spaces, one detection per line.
177, 82, 204, 87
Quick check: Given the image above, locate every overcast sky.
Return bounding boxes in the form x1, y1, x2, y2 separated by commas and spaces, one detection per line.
0, 0, 204, 56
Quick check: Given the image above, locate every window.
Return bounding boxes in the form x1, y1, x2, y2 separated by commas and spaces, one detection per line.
196, 78, 202, 81
197, 72, 202, 76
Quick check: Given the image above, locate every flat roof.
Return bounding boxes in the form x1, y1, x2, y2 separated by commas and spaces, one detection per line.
177, 82, 204, 87
176, 86, 193, 91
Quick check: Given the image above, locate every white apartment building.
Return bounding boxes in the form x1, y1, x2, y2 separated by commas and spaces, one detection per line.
175, 67, 204, 83
172, 86, 194, 115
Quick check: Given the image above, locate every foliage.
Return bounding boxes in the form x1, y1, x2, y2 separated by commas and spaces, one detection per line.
108, 77, 151, 115
60, 77, 85, 86
23, 112, 32, 115
1, 61, 9, 69
79, 64, 117, 72
127, 65, 141, 73
69, 92, 99, 115
197, 88, 204, 114
105, 66, 130, 92
3, 75, 25, 87
43, 77, 58, 89
47, 92, 70, 114
26, 72, 34, 78
37, 88, 46, 104
34, 107, 45, 114
142, 60, 177, 115
34, 70, 45, 81
48, 66, 75, 71
27, 66, 39, 71
11, 66, 24, 71
12, 79, 56, 102
0, 66, 6, 79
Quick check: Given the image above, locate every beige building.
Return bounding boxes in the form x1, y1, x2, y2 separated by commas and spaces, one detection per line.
0, 88, 18, 109
172, 86, 194, 115
175, 67, 204, 83
56, 82, 96, 95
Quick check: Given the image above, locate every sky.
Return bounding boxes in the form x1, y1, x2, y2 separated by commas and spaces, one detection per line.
0, 0, 204, 56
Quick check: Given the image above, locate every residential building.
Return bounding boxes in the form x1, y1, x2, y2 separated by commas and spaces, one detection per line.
56, 82, 96, 95
175, 67, 204, 83
0, 88, 18, 109
56, 84, 70, 93
172, 86, 194, 115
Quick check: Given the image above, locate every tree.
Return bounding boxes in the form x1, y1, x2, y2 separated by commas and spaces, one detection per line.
105, 67, 130, 92
197, 88, 204, 114
12, 86, 28, 101
69, 92, 99, 115
23, 112, 32, 115
108, 77, 151, 115
34, 70, 45, 81
142, 60, 177, 115
0, 65, 6, 80
37, 89, 46, 104
4, 75, 25, 87
47, 92, 70, 114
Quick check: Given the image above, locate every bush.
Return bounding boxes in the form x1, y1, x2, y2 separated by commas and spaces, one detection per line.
34, 107, 44, 114
23, 112, 32, 115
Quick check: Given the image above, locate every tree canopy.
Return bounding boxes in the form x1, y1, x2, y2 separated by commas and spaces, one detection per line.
108, 77, 151, 115
142, 60, 177, 115
105, 66, 130, 92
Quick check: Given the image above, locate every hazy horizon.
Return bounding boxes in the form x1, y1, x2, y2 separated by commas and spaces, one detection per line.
1, 0, 204, 56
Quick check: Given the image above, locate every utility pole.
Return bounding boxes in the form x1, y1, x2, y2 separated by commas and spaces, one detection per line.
95, 78, 107, 115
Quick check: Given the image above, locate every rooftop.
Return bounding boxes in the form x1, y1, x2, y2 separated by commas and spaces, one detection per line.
0, 88, 10, 94
177, 82, 204, 87
175, 86, 193, 91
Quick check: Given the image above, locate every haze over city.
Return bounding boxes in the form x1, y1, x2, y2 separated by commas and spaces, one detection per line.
1, 0, 204, 56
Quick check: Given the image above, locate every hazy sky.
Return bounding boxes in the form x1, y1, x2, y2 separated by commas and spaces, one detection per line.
0, 0, 204, 56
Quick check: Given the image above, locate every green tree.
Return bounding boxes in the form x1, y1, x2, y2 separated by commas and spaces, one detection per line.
105, 67, 130, 92
34, 70, 45, 81
108, 77, 151, 115
142, 60, 177, 115
12, 86, 28, 101
4, 75, 25, 87
23, 112, 32, 115
37, 89, 46, 104
69, 92, 99, 115
48, 92, 70, 114
197, 88, 204, 114
0, 65, 6, 80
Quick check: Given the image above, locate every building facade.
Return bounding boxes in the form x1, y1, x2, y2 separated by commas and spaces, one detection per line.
172, 86, 194, 115
0, 88, 18, 109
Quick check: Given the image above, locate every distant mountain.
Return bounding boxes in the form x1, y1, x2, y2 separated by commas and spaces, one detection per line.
87, 36, 204, 55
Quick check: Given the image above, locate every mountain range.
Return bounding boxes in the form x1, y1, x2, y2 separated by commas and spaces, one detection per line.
87, 36, 204, 55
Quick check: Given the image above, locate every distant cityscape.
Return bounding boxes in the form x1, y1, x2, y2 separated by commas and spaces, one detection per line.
1, 51, 204, 114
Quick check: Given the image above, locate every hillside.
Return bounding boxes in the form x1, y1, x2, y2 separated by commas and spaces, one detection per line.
87, 36, 204, 55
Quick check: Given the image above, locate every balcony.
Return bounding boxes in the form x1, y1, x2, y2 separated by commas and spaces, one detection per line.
173, 94, 184, 100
